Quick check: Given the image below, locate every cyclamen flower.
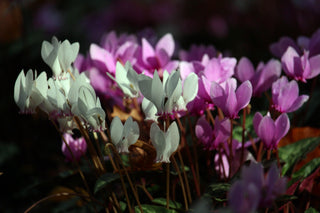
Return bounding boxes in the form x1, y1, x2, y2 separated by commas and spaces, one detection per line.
62, 133, 87, 162
210, 78, 252, 119
68, 75, 106, 131
195, 115, 231, 150
228, 162, 287, 213
14, 69, 48, 113
138, 70, 198, 119
41, 36, 79, 79
253, 112, 290, 149
150, 122, 179, 163
235, 57, 281, 96
89, 31, 138, 74
107, 61, 140, 98
134, 33, 179, 77
272, 76, 309, 113
281, 46, 320, 82
110, 116, 139, 153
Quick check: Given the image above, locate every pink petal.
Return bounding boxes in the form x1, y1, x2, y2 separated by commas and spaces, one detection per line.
274, 113, 290, 147
308, 54, 320, 79
253, 112, 263, 135
281, 46, 300, 77
156, 33, 175, 57
258, 116, 276, 149
277, 80, 299, 112
210, 80, 225, 108
286, 95, 309, 113
236, 80, 252, 112
236, 57, 255, 82
142, 38, 156, 66
90, 44, 115, 73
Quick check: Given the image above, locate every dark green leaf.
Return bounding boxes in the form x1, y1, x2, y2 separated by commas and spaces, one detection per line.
208, 183, 231, 202
134, 204, 178, 213
152, 198, 182, 209
278, 137, 320, 176
305, 207, 319, 213
94, 173, 120, 194
289, 158, 320, 185
119, 201, 127, 212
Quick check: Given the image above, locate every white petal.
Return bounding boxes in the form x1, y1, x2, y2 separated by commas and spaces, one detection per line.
183, 73, 198, 104
110, 116, 124, 145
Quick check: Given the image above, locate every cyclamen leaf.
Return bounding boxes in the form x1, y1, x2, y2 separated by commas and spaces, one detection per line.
94, 173, 120, 194
134, 204, 178, 213
278, 137, 320, 176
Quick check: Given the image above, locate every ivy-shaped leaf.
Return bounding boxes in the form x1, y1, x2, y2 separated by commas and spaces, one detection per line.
278, 137, 320, 176
134, 204, 178, 213
152, 198, 182, 209
94, 173, 120, 194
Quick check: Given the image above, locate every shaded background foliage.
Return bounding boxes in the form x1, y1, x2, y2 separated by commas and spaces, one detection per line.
1, 0, 320, 212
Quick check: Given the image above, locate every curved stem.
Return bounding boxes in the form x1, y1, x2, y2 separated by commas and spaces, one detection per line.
172, 156, 189, 211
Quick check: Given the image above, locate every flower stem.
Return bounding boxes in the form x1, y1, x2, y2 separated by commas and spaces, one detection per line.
177, 150, 192, 203
172, 156, 189, 211
105, 144, 132, 213
109, 144, 143, 213
240, 107, 247, 164
166, 163, 170, 209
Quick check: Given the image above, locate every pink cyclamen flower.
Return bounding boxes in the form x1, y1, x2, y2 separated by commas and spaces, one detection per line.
272, 76, 309, 113
210, 78, 252, 119
195, 115, 231, 150
281, 46, 320, 82
62, 133, 87, 162
235, 57, 281, 96
134, 33, 179, 77
228, 162, 287, 213
253, 112, 290, 149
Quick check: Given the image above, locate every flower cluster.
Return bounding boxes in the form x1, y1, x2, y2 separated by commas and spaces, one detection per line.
13, 28, 320, 212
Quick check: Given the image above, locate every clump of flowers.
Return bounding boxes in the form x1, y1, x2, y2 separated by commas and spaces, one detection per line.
14, 28, 320, 213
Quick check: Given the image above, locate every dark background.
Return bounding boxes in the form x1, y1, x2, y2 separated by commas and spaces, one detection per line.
1, 0, 320, 212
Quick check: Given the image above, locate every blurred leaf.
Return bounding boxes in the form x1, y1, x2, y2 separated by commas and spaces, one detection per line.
305, 207, 319, 213
0, 142, 19, 165
120, 201, 127, 212
94, 173, 120, 194
278, 137, 320, 176
152, 198, 182, 209
208, 183, 231, 202
52, 197, 80, 213
135, 204, 178, 213
299, 167, 320, 193
289, 158, 320, 185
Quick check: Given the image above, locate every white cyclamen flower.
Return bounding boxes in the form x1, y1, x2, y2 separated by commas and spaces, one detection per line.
14, 69, 48, 113
175, 72, 198, 111
107, 61, 140, 98
41, 36, 79, 79
138, 70, 182, 115
150, 122, 180, 163
110, 116, 140, 153
68, 74, 106, 131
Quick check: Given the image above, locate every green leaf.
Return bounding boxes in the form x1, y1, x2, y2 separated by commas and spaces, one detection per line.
119, 201, 127, 212
290, 158, 320, 185
208, 183, 231, 202
152, 198, 182, 209
278, 137, 320, 176
94, 173, 120, 194
135, 204, 178, 213
305, 207, 319, 213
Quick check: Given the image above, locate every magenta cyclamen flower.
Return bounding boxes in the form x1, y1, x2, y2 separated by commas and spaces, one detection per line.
195, 115, 231, 150
134, 33, 179, 77
235, 57, 281, 96
272, 76, 309, 113
210, 78, 252, 119
228, 162, 287, 213
62, 133, 87, 162
281, 46, 320, 82
253, 112, 290, 149
179, 44, 216, 62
